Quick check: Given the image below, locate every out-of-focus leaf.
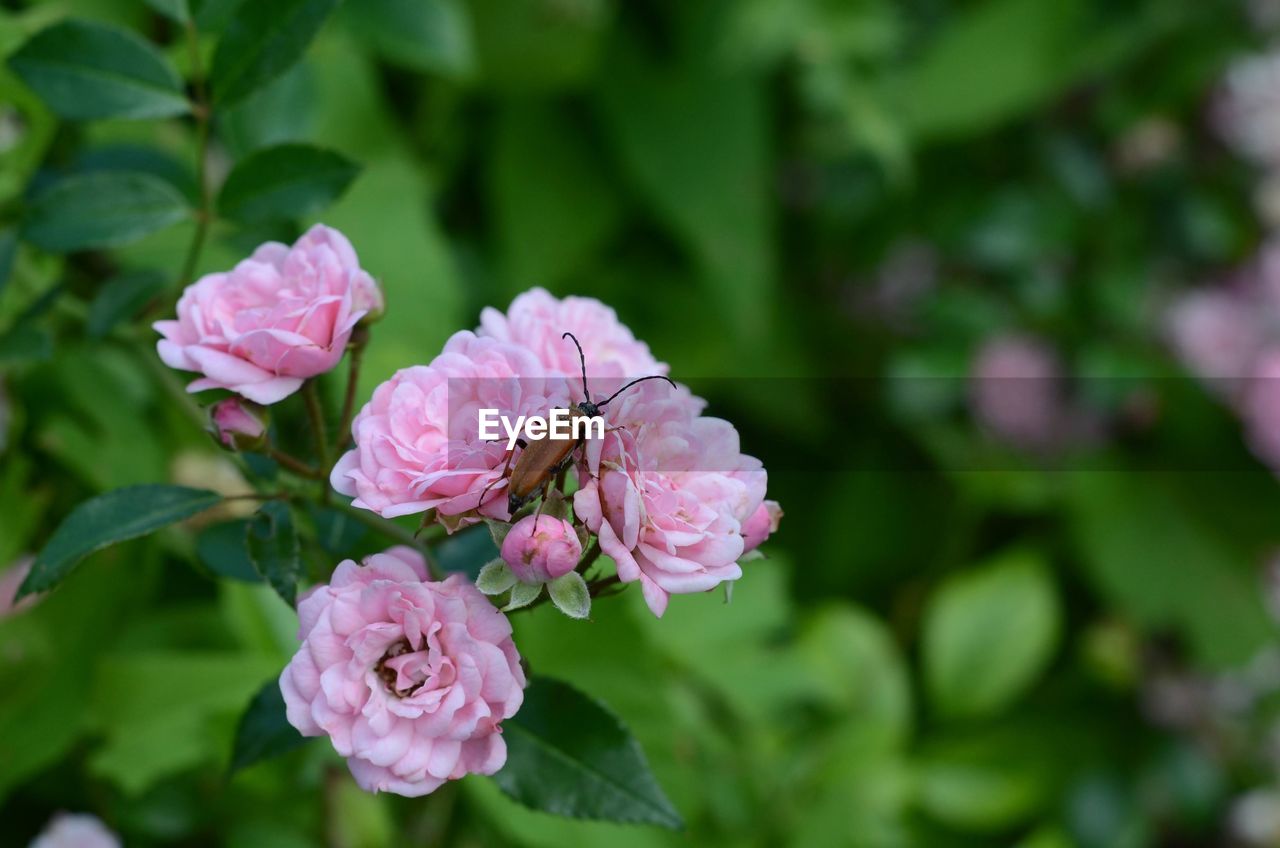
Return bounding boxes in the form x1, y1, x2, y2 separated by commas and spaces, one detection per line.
468, 0, 611, 92
8, 20, 188, 120
304, 503, 369, 556
19, 485, 222, 599
343, 0, 473, 76
493, 676, 683, 829
210, 0, 340, 107
76, 144, 199, 204
217, 143, 359, 224
230, 678, 309, 773
923, 548, 1061, 718
598, 42, 771, 341
0, 228, 16, 297
86, 270, 166, 339
218, 63, 315, 157
144, 0, 190, 24
489, 102, 624, 288
1067, 471, 1277, 668
197, 519, 262, 583
435, 525, 498, 580
246, 502, 301, 607
23, 171, 190, 252
0, 324, 52, 363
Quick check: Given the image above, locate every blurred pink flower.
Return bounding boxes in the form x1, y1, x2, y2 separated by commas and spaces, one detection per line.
29, 813, 120, 848
155, 224, 380, 405
1166, 289, 1262, 396
478, 287, 667, 400
0, 556, 35, 618
210, 398, 267, 449
331, 331, 568, 523
500, 515, 582, 584
969, 334, 1066, 450
1245, 349, 1280, 469
279, 547, 525, 797
741, 500, 783, 554
574, 380, 766, 617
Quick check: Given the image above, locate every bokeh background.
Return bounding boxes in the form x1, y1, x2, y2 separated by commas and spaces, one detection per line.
5, 0, 1280, 845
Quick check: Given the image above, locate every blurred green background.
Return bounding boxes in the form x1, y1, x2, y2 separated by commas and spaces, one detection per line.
4, 0, 1280, 845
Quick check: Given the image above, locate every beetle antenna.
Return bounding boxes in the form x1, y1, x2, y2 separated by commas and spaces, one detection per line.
596, 375, 677, 408
562, 332, 590, 403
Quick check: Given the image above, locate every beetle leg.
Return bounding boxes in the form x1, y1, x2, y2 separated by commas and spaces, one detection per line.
531, 479, 553, 530
477, 446, 517, 511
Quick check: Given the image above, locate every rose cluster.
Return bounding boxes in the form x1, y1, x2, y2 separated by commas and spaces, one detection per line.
156, 232, 779, 798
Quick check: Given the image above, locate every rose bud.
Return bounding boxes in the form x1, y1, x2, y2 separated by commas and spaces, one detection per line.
210, 398, 268, 450
742, 500, 783, 554
500, 515, 582, 584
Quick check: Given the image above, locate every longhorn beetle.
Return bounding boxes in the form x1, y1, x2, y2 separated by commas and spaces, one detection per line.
481, 332, 675, 519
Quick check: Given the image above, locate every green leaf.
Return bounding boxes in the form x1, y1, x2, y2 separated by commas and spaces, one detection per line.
19, 485, 222, 599
493, 676, 683, 829
436, 524, 499, 579
468, 0, 610, 92
923, 548, 1061, 718
144, 0, 190, 24
23, 171, 190, 252
197, 519, 262, 583
476, 560, 516, 596
7, 20, 188, 121
217, 143, 359, 224
548, 572, 590, 620
0, 325, 52, 363
86, 270, 166, 339
0, 228, 16, 298
230, 678, 309, 773
342, 0, 473, 76
246, 502, 301, 607
504, 581, 542, 611
211, 0, 341, 107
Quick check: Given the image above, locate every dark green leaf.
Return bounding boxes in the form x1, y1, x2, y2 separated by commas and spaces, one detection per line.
923, 549, 1061, 718
492, 676, 683, 829
86, 270, 167, 339
435, 525, 497, 580
210, 0, 341, 107
7, 20, 188, 120
217, 143, 359, 224
246, 502, 301, 606
342, 0, 473, 75
0, 325, 52, 363
196, 519, 263, 583
23, 171, 190, 252
230, 678, 309, 773
144, 0, 190, 24
18, 485, 222, 599
304, 504, 369, 556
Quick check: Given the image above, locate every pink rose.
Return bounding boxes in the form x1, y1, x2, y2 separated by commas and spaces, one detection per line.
500, 515, 582, 584
155, 224, 380, 405
331, 331, 568, 523
1167, 289, 1262, 397
279, 547, 525, 797
478, 288, 667, 400
969, 334, 1066, 450
741, 500, 783, 553
573, 380, 765, 617
210, 398, 267, 449
30, 813, 120, 848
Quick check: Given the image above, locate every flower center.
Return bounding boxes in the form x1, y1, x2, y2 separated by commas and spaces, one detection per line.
374, 640, 429, 698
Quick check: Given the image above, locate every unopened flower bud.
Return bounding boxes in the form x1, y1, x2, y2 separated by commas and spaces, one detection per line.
210, 398, 267, 450
500, 515, 581, 584
741, 500, 783, 554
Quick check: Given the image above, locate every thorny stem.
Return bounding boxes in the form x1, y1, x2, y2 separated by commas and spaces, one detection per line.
333, 329, 367, 456
303, 381, 332, 502
178, 19, 212, 289
266, 447, 322, 479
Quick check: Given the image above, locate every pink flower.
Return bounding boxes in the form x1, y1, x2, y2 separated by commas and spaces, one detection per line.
1245, 349, 1280, 468
478, 288, 667, 399
30, 813, 120, 848
969, 335, 1066, 450
210, 398, 267, 449
1215, 52, 1280, 168
1167, 289, 1262, 396
573, 380, 766, 617
279, 547, 525, 797
0, 557, 35, 618
741, 500, 783, 554
500, 515, 582, 584
331, 331, 567, 523
155, 224, 380, 405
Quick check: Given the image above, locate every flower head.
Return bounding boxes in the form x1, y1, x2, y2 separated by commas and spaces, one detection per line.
279, 547, 526, 797
210, 398, 267, 450
331, 331, 568, 523
155, 224, 379, 404
500, 515, 582, 584
30, 813, 120, 848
